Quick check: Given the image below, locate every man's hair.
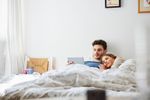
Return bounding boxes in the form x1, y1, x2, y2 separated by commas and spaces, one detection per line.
92, 39, 107, 50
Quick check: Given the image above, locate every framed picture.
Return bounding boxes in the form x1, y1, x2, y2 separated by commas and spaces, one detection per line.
105, 0, 121, 8
138, 0, 150, 13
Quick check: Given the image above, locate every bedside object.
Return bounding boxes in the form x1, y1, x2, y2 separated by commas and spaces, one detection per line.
134, 25, 150, 100
24, 57, 53, 74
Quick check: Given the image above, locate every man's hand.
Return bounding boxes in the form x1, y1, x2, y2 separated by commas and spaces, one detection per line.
67, 60, 75, 65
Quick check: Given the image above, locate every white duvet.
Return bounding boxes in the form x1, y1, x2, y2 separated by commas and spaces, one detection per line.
0, 59, 137, 100
0, 74, 40, 97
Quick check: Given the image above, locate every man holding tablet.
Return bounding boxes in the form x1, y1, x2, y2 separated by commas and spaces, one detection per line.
68, 39, 107, 69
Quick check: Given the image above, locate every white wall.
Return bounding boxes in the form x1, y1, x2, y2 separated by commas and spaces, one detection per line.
23, 0, 150, 67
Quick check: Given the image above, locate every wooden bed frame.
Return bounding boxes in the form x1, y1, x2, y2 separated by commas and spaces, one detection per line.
25, 90, 136, 100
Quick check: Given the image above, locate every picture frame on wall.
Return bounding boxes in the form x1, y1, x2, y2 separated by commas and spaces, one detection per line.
105, 0, 121, 8
138, 0, 150, 13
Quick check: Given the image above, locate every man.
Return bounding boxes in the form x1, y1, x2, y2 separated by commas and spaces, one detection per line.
91, 39, 107, 61
68, 39, 107, 68
84, 39, 107, 68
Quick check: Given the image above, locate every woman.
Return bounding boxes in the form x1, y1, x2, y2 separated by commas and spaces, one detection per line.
100, 53, 124, 71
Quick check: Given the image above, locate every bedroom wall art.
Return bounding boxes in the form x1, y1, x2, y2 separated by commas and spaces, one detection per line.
138, 0, 150, 13
105, 0, 121, 8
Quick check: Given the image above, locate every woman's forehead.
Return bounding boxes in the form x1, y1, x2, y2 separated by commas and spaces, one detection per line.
103, 55, 110, 58
102, 56, 112, 60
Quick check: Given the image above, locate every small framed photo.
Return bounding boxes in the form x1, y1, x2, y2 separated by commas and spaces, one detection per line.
105, 0, 121, 8
138, 0, 150, 13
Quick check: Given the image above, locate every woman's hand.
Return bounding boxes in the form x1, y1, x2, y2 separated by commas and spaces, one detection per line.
99, 64, 106, 71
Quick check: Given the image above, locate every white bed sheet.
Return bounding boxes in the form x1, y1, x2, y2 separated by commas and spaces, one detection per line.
0, 74, 40, 96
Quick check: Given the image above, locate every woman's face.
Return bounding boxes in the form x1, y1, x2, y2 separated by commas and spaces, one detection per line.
101, 56, 115, 68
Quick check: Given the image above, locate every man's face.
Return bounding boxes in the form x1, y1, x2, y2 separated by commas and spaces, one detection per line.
92, 45, 106, 60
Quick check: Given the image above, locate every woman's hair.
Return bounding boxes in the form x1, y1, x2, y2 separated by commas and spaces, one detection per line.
101, 53, 117, 61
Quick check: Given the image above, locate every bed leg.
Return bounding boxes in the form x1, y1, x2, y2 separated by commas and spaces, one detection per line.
87, 90, 106, 100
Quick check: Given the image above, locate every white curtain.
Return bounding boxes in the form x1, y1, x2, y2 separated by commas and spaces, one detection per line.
0, 0, 7, 75
0, 0, 25, 75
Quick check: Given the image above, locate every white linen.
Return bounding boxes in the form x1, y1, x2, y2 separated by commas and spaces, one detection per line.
0, 74, 40, 96
0, 59, 137, 100
110, 57, 125, 68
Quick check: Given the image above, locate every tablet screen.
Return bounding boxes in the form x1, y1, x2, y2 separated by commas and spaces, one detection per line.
68, 57, 84, 64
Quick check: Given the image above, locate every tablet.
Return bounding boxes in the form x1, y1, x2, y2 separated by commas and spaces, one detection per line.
67, 57, 84, 64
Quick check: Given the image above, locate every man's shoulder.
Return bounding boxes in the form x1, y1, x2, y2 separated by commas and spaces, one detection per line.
84, 57, 100, 62
84, 57, 101, 68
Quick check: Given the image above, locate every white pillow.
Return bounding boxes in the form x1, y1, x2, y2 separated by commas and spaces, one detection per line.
111, 57, 125, 68
118, 59, 136, 72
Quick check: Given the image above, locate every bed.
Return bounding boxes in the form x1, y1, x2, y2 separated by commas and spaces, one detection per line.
0, 59, 139, 100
